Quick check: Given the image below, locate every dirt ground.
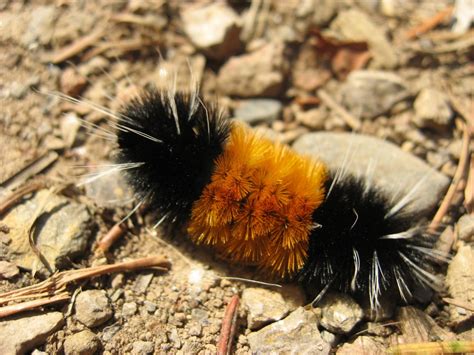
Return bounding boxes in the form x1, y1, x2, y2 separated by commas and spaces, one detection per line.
0, 0, 473, 354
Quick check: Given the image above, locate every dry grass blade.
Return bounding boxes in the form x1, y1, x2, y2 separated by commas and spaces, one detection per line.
0, 256, 170, 318
317, 89, 361, 130
388, 340, 474, 354
442, 297, 474, 313
0, 293, 70, 319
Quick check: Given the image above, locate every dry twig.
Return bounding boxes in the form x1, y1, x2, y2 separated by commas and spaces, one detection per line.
0, 256, 170, 318
443, 297, 474, 313
317, 89, 361, 130
430, 122, 471, 231
0, 180, 47, 216
217, 295, 240, 355
97, 223, 127, 252
405, 5, 454, 40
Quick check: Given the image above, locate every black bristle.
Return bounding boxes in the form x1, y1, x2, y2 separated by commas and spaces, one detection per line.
299, 173, 439, 310
116, 88, 231, 223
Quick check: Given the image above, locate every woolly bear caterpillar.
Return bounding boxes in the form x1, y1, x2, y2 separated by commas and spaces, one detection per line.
54, 64, 447, 316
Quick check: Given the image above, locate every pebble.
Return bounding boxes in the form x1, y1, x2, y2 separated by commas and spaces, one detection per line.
233, 99, 282, 125
293, 132, 450, 217
445, 245, 474, 326
295, 108, 328, 130
4, 189, 93, 274
131, 341, 154, 355
122, 302, 138, 318
0, 312, 64, 354
339, 70, 410, 119
218, 41, 288, 97
144, 300, 157, 314
60, 112, 82, 148
414, 88, 453, 132
318, 293, 363, 334
0, 260, 19, 279
337, 336, 385, 355
241, 286, 305, 330
75, 290, 113, 328
181, 2, 242, 60
133, 272, 154, 294
329, 9, 398, 69
84, 168, 134, 208
247, 307, 331, 354
21, 5, 56, 47
60, 68, 87, 97
457, 214, 474, 242
63, 330, 101, 355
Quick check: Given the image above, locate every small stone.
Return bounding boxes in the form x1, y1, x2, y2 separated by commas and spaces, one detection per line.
110, 273, 124, 289
241, 286, 305, 330
446, 245, 474, 326
63, 330, 101, 355
293, 132, 449, 217
122, 302, 138, 318
414, 88, 453, 132
133, 272, 154, 294
218, 41, 288, 97
295, 108, 327, 130
247, 307, 330, 354
144, 301, 157, 314
21, 6, 57, 47
4, 190, 93, 274
9, 81, 29, 99
60, 112, 82, 148
234, 99, 282, 125
84, 168, 134, 208
60, 68, 87, 97
329, 9, 397, 69
181, 2, 242, 60
188, 323, 202, 336
168, 328, 181, 349
131, 341, 154, 355
0, 260, 19, 279
31, 350, 48, 355
0, 312, 64, 354
339, 70, 410, 119
320, 330, 338, 347
319, 293, 363, 334
75, 290, 113, 328
337, 336, 385, 355
457, 214, 474, 242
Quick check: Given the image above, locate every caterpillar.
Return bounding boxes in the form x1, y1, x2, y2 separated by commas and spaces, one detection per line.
110, 80, 445, 315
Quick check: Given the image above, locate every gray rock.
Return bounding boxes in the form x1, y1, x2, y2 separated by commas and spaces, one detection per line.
4, 189, 93, 274
242, 286, 306, 330
319, 293, 363, 334
0, 260, 19, 279
0, 312, 64, 354
329, 9, 398, 69
457, 214, 474, 242
218, 42, 288, 97
446, 245, 474, 326
234, 99, 282, 125
247, 307, 331, 354
339, 70, 410, 119
414, 88, 453, 131
337, 336, 385, 355
75, 290, 113, 328
63, 330, 101, 355
144, 301, 157, 314
122, 302, 138, 318
133, 272, 154, 294
181, 2, 242, 60
293, 132, 449, 217
131, 341, 154, 355
84, 168, 134, 208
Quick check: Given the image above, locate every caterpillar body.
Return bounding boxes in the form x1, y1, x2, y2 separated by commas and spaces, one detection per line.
114, 85, 443, 314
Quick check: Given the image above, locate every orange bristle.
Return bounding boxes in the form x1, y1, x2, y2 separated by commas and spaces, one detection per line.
188, 122, 327, 277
